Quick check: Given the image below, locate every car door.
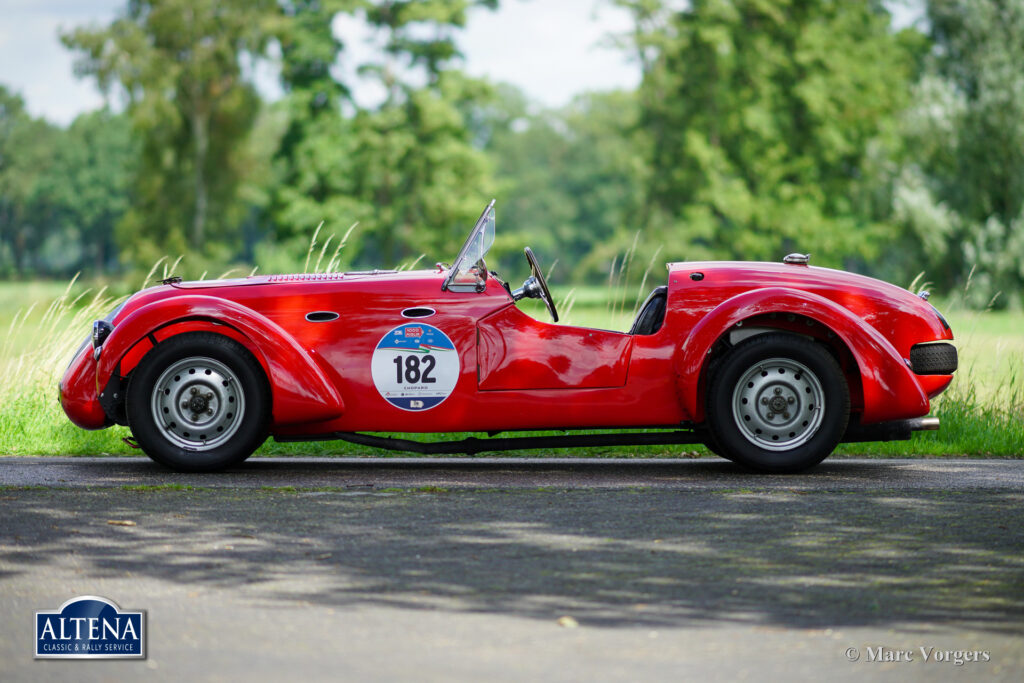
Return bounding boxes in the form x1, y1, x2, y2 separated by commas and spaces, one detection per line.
477, 306, 634, 390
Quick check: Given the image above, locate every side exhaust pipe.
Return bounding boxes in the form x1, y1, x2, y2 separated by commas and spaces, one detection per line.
908, 417, 940, 431
843, 417, 940, 443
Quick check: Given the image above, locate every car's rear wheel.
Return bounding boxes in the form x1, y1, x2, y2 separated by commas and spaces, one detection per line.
126, 332, 270, 472
706, 333, 849, 473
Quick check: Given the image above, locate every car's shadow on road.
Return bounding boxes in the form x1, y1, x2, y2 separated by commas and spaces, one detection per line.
30, 455, 926, 489
3, 467, 1023, 632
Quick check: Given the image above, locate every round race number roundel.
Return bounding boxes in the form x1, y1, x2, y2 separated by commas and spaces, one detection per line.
371, 323, 460, 411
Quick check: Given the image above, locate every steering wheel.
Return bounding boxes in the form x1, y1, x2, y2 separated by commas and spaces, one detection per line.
524, 247, 559, 322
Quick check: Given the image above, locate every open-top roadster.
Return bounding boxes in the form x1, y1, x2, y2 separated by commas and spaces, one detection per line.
60, 200, 957, 472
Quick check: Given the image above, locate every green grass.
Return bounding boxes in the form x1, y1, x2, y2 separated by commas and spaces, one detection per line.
0, 276, 1021, 458
941, 308, 1024, 401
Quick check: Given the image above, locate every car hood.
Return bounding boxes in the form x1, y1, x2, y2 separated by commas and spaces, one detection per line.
168, 270, 406, 289
110, 269, 451, 324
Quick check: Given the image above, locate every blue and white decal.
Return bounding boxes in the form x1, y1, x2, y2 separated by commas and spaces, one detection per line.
35, 595, 145, 659
371, 323, 460, 411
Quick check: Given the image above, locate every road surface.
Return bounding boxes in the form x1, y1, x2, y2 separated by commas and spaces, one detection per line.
1, 456, 1022, 681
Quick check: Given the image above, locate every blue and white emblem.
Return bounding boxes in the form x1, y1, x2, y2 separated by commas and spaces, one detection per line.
371, 323, 460, 411
35, 595, 145, 659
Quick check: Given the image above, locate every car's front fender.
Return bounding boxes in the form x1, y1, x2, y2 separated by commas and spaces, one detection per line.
59, 342, 110, 430
96, 295, 344, 426
674, 287, 928, 424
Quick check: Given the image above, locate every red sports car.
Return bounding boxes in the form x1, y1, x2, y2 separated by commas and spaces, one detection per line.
60, 200, 957, 472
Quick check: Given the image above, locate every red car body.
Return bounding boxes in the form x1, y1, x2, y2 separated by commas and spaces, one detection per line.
59, 202, 956, 472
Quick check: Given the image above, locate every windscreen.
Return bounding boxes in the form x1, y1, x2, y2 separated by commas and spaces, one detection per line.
443, 200, 495, 291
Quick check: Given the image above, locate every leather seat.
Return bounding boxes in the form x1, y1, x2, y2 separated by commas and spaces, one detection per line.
629, 286, 668, 335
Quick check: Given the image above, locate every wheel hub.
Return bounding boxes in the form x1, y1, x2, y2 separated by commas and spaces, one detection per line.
150, 356, 245, 451
732, 357, 825, 451
188, 394, 209, 414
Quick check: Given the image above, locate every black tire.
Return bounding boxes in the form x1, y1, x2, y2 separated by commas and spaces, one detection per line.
702, 434, 731, 460
701, 355, 733, 461
706, 333, 849, 473
126, 332, 270, 472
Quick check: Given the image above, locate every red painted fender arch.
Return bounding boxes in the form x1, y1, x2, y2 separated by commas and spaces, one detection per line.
96, 295, 344, 426
674, 288, 928, 424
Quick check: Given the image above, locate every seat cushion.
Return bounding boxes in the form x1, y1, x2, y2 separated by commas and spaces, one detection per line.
629, 286, 668, 335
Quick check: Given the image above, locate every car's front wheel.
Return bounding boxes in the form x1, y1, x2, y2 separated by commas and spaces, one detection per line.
126, 332, 270, 472
706, 333, 849, 473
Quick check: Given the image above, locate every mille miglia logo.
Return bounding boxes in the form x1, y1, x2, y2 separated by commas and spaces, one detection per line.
35, 596, 145, 659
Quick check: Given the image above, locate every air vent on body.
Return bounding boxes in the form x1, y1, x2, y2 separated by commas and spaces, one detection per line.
305, 311, 340, 323
401, 307, 436, 318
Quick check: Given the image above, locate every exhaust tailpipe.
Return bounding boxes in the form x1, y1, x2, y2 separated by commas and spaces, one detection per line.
908, 417, 940, 431
843, 416, 940, 443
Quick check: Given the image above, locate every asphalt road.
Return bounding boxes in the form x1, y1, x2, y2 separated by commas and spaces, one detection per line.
3, 455, 1024, 490
2, 456, 1022, 682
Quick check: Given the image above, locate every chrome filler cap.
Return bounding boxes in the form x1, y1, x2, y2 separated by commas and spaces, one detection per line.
783, 253, 810, 266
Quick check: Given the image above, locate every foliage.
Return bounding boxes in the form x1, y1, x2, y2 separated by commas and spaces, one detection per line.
0, 88, 60, 276
39, 111, 135, 274
1, 0, 1023, 307
0, 91, 133, 278
261, 0, 498, 270
267, 0, 359, 253
364, 0, 498, 77
623, 0, 922, 267
480, 86, 647, 283
61, 0, 276, 267
904, 0, 1024, 307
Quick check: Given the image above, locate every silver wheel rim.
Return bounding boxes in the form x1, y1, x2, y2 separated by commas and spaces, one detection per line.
731, 357, 825, 451
150, 356, 245, 451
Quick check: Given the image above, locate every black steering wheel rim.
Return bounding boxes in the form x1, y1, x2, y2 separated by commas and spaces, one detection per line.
524, 246, 559, 322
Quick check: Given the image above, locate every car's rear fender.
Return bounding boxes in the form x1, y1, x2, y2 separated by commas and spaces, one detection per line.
674, 287, 928, 424
96, 295, 344, 426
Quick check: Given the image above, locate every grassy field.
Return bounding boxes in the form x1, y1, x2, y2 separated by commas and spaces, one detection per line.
0, 276, 1021, 458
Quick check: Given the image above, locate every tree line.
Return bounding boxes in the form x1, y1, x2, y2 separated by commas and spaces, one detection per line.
0, 0, 1021, 307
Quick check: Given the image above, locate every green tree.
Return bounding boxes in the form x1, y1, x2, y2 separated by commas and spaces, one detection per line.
351, 71, 495, 265
269, 0, 355, 236
365, 0, 498, 79
622, 0, 920, 267
263, 0, 365, 270
0, 87, 60, 276
40, 110, 135, 274
905, 0, 1024, 306
267, 0, 499, 268
62, 0, 275, 265
481, 86, 646, 282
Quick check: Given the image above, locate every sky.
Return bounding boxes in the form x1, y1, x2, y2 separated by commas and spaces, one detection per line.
0, 0, 643, 126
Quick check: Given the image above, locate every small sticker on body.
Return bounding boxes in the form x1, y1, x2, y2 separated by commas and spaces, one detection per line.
370, 323, 459, 411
